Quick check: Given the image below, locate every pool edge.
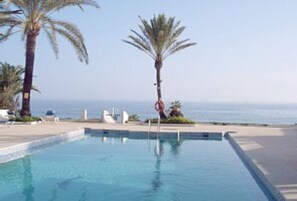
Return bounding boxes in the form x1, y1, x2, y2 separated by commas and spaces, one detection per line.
226, 133, 286, 201
0, 129, 85, 163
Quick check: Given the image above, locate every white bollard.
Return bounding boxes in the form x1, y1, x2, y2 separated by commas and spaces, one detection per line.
121, 111, 129, 124
81, 109, 88, 120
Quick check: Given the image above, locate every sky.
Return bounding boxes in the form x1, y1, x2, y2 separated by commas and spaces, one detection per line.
2, 0, 297, 103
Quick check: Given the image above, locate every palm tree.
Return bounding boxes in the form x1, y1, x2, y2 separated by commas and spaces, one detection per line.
169, 100, 183, 117
0, 62, 39, 110
0, 0, 99, 116
0, 62, 24, 109
123, 14, 196, 118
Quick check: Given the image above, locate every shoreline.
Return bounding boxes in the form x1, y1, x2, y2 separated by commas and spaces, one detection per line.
29, 100, 297, 125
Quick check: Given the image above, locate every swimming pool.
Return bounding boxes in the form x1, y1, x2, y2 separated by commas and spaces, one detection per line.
0, 134, 276, 201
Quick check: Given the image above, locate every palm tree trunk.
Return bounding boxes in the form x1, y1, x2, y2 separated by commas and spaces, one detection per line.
156, 68, 162, 100
155, 60, 162, 100
155, 59, 167, 119
20, 31, 38, 117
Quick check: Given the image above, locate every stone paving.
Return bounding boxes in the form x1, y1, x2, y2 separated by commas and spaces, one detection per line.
0, 121, 296, 200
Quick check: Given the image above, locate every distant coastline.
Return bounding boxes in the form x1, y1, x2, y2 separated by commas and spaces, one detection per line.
31, 99, 297, 125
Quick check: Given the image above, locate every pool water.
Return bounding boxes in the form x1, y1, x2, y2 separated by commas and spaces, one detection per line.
0, 135, 275, 201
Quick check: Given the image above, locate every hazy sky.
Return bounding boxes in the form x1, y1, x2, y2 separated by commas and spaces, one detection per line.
2, 0, 297, 103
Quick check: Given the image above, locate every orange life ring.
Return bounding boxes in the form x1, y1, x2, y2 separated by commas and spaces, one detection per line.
155, 100, 165, 112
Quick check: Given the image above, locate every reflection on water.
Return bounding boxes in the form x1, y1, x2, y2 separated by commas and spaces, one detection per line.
22, 157, 35, 201
100, 136, 128, 144
152, 158, 162, 191
78, 186, 88, 201
169, 140, 183, 156
149, 139, 183, 196
152, 139, 164, 191
57, 175, 82, 190
49, 188, 58, 201
2, 137, 180, 201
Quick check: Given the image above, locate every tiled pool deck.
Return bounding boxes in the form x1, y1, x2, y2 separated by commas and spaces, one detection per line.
0, 121, 296, 200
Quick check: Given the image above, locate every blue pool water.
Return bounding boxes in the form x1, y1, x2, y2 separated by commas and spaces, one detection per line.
0, 135, 275, 201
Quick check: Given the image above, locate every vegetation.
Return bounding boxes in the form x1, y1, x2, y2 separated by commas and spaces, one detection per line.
123, 14, 196, 118
145, 116, 195, 124
169, 100, 183, 117
11, 115, 42, 122
128, 114, 140, 122
210, 122, 268, 127
0, 62, 24, 109
0, 62, 39, 110
0, 0, 99, 117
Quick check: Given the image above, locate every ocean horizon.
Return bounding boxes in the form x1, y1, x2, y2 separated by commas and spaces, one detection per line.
30, 99, 297, 125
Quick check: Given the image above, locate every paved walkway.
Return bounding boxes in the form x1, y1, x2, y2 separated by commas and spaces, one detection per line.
0, 121, 296, 200
228, 126, 297, 201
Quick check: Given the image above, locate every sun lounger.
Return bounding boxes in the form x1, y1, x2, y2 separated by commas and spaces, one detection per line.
44, 110, 59, 123
0, 109, 15, 127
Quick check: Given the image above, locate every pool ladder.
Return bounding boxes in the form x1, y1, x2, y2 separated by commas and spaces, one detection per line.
147, 117, 160, 137
147, 117, 180, 141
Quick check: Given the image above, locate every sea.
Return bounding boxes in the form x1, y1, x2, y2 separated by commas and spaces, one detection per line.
31, 100, 297, 125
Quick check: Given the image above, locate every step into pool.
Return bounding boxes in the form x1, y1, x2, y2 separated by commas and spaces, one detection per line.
0, 134, 276, 201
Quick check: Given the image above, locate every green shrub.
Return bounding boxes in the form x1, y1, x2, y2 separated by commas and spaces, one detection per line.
145, 116, 195, 124
163, 116, 195, 124
211, 122, 227, 126
128, 114, 140, 122
11, 116, 42, 122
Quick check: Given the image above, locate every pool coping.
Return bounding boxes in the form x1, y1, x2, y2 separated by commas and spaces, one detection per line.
0, 127, 286, 201
0, 129, 85, 163
226, 132, 286, 201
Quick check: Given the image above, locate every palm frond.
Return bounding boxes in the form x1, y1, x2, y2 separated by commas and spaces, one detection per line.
54, 27, 88, 64
41, 16, 58, 56
0, 21, 21, 41
9, 0, 30, 17
122, 39, 155, 59
41, 0, 99, 14
164, 42, 196, 59
43, 28, 58, 57
124, 14, 196, 62
52, 20, 84, 43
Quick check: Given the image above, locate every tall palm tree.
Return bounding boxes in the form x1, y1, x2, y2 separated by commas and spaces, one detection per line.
123, 14, 196, 118
0, 0, 99, 116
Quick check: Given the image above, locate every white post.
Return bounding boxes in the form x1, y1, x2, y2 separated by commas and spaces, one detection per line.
121, 111, 129, 124
157, 117, 161, 135
81, 109, 87, 120
155, 138, 160, 157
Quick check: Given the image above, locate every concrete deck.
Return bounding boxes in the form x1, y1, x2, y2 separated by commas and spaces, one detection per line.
0, 121, 296, 200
